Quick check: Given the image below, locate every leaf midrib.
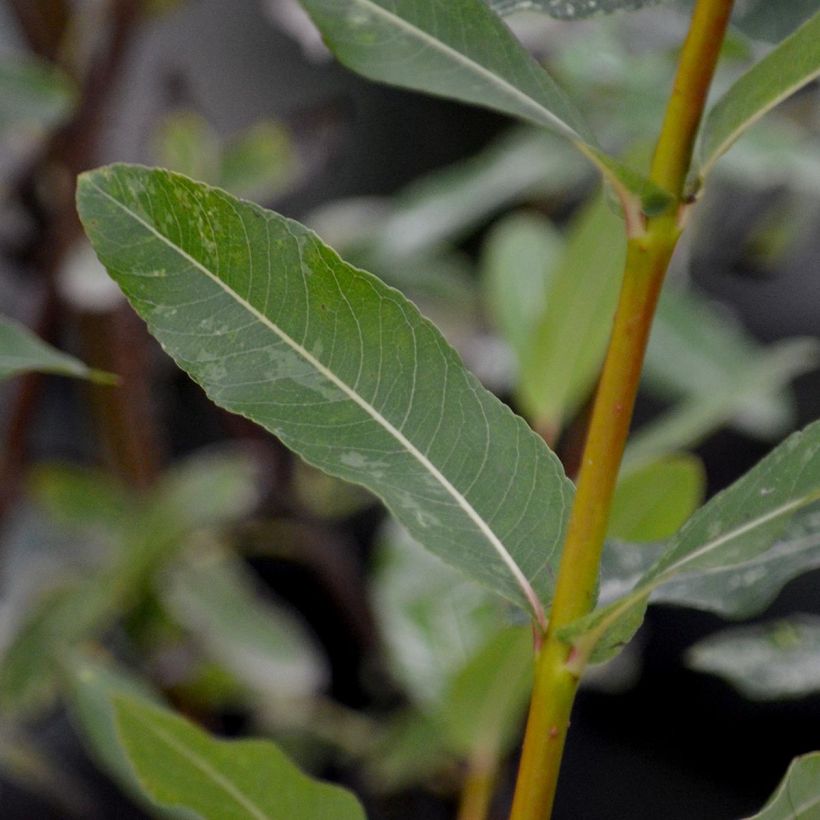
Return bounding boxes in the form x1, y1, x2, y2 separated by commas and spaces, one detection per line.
134, 717, 271, 820
86, 176, 543, 622
339, 0, 582, 142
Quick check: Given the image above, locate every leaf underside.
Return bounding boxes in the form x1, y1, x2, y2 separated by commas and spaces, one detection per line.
488, 0, 662, 19
77, 164, 574, 620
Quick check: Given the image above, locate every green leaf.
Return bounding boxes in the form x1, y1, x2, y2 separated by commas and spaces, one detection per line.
686, 616, 820, 701
747, 753, 820, 820
696, 9, 820, 183
0, 56, 74, 141
567, 420, 820, 662
219, 122, 296, 202
519, 192, 625, 433
154, 111, 222, 184
113, 697, 366, 820
0, 315, 115, 384
162, 551, 325, 700
78, 164, 575, 621
480, 211, 563, 368
441, 627, 532, 760
373, 522, 506, 705
732, 0, 819, 43
488, 0, 662, 19
626, 336, 819, 469
608, 455, 705, 542
297, 0, 669, 211
641, 288, 812, 442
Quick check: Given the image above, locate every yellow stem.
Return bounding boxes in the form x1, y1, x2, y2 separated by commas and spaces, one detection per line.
457, 756, 498, 820
509, 1, 735, 817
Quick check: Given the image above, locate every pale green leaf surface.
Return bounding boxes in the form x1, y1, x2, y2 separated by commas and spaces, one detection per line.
686, 616, 820, 701
114, 697, 366, 820
609, 455, 705, 542
219, 122, 295, 202
78, 165, 574, 619
697, 10, 820, 182
154, 111, 222, 186
488, 0, 662, 19
373, 522, 504, 705
163, 552, 325, 700
733, 0, 819, 44
642, 288, 806, 440
297, 0, 668, 209
519, 193, 624, 431
441, 626, 532, 760
0, 315, 113, 384
747, 753, 820, 820
626, 337, 819, 469
480, 211, 563, 366
568, 420, 820, 661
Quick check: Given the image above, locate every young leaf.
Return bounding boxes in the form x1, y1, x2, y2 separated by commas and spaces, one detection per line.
296, 0, 669, 211
686, 616, 820, 701
480, 211, 563, 368
519, 192, 625, 434
567, 420, 820, 662
608, 455, 705, 543
696, 9, 820, 183
0, 315, 114, 384
488, 0, 662, 18
113, 697, 366, 820
77, 164, 574, 622
747, 753, 820, 820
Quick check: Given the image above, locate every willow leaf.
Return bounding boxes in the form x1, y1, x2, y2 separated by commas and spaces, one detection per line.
0, 315, 114, 384
114, 697, 366, 820
297, 0, 670, 211
77, 164, 574, 622
566, 420, 820, 662
697, 9, 820, 183
747, 753, 820, 820
488, 0, 662, 18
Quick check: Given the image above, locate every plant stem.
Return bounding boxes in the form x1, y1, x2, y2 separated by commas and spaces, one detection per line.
458, 755, 497, 820
509, 1, 735, 817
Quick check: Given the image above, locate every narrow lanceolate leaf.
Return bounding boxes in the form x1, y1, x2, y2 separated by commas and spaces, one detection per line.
488, 0, 662, 19
747, 753, 820, 820
297, 0, 670, 211
0, 316, 114, 384
566, 420, 820, 662
519, 193, 625, 434
77, 165, 574, 623
696, 9, 820, 183
114, 697, 366, 820
732, 0, 819, 44
686, 616, 820, 701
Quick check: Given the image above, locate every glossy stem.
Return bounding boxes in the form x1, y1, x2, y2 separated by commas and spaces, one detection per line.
509, 1, 735, 817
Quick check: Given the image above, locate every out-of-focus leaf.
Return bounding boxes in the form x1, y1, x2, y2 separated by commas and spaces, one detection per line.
441, 626, 532, 760
0, 56, 74, 167
696, 10, 820, 184
608, 455, 705, 542
627, 337, 819, 469
747, 753, 820, 819
297, 0, 670, 211
642, 288, 812, 441
78, 165, 574, 621
732, 0, 819, 43
367, 128, 586, 263
686, 616, 820, 701
219, 121, 295, 201
567, 420, 820, 662
62, 651, 167, 807
519, 193, 624, 433
488, 0, 662, 18
113, 697, 366, 820
154, 111, 221, 186
480, 211, 562, 368
0, 316, 115, 384
293, 461, 375, 519
373, 522, 505, 705
162, 551, 325, 700
0, 450, 258, 716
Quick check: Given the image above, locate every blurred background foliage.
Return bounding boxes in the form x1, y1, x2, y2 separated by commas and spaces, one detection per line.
0, 1, 818, 818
